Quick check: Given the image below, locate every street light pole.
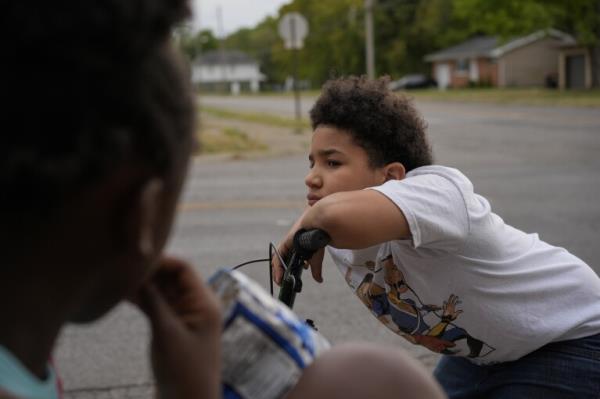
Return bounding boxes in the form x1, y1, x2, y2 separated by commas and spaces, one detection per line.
365, 0, 375, 79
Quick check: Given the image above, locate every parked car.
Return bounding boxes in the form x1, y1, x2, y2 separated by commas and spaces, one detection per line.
389, 74, 437, 90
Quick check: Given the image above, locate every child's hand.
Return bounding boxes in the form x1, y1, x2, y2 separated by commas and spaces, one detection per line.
306, 247, 326, 283
272, 207, 327, 285
272, 229, 294, 285
136, 257, 222, 399
272, 231, 326, 285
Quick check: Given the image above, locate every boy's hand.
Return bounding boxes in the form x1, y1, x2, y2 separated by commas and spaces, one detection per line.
272, 229, 294, 285
136, 257, 222, 399
272, 210, 305, 286
272, 230, 326, 285
306, 248, 325, 283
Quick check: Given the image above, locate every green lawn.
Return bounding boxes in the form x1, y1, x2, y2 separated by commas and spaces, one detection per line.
199, 126, 267, 154
206, 88, 600, 108
404, 88, 600, 107
198, 88, 599, 134
201, 105, 310, 128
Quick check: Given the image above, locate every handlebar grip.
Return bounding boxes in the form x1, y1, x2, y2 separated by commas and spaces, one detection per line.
293, 228, 330, 258
278, 229, 330, 309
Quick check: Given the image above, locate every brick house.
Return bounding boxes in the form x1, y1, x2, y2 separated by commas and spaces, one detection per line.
424, 29, 575, 89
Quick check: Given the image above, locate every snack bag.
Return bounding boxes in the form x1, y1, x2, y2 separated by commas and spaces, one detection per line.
209, 269, 330, 399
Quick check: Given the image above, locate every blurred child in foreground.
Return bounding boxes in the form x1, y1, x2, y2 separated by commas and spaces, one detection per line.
0, 2, 444, 398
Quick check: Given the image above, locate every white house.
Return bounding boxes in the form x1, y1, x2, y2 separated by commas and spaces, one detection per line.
191, 50, 265, 94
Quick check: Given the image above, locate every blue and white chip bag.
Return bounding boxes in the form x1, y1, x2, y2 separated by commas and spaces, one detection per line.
208, 269, 331, 399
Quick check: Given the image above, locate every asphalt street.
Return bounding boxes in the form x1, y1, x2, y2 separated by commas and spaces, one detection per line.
56, 95, 600, 398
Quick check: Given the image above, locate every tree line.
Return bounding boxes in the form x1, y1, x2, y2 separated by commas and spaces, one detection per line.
178, 0, 600, 88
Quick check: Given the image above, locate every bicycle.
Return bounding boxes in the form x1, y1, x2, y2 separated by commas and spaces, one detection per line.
231, 228, 330, 311
212, 228, 331, 399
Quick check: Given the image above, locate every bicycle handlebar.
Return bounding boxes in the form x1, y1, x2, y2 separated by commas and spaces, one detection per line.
278, 228, 330, 308
293, 228, 331, 256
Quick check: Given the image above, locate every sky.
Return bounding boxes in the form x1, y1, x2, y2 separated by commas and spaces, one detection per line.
192, 0, 290, 36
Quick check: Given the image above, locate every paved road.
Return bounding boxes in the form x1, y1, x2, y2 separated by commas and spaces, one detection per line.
57, 95, 600, 397
199, 94, 600, 271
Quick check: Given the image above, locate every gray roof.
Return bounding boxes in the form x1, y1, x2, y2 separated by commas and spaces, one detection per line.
424, 29, 575, 62
194, 50, 258, 66
425, 36, 498, 62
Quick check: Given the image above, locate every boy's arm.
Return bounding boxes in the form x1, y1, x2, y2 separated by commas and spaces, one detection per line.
273, 189, 409, 284
302, 189, 410, 248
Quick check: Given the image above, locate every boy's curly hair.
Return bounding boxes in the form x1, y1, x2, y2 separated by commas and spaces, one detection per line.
0, 0, 193, 224
309, 76, 432, 171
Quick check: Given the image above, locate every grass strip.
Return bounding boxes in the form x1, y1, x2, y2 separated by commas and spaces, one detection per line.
404, 88, 600, 107
206, 88, 600, 108
199, 126, 267, 154
201, 105, 310, 128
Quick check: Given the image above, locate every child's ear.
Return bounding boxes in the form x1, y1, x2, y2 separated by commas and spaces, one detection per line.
384, 162, 406, 181
135, 178, 165, 258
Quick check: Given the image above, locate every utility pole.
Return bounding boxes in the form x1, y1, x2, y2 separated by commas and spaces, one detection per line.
194, 0, 201, 33
365, 0, 375, 79
216, 6, 228, 92
290, 17, 301, 124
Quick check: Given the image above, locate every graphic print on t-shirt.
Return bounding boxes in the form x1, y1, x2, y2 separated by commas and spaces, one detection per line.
349, 254, 495, 359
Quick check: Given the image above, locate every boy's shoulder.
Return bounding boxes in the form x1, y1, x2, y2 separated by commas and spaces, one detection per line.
398, 165, 475, 197
406, 165, 469, 183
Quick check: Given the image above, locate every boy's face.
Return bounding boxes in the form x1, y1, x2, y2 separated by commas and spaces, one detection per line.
305, 125, 386, 206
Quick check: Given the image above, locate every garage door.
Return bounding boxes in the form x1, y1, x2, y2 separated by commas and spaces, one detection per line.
566, 55, 585, 89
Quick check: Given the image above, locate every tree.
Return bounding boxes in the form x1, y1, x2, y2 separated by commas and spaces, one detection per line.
177, 28, 219, 62
224, 17, 283, 86
209, 0, 600, 88
276, 0, 364, 86
452, 0, 557, 39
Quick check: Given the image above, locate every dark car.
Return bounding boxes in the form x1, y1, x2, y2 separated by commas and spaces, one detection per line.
389, 74, 437, 90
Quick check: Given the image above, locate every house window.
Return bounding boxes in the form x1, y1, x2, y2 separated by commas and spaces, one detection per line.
456, 59, 469, 73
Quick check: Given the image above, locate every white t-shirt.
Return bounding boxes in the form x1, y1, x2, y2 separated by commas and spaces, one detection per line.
328, 165, 600, 365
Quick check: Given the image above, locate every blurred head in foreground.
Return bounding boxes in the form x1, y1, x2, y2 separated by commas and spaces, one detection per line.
0, 0, 195, 322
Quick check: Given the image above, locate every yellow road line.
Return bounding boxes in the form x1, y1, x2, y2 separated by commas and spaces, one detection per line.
179, 200, 305, 211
